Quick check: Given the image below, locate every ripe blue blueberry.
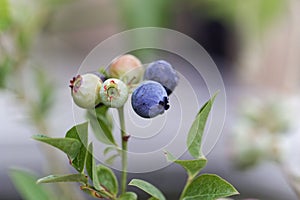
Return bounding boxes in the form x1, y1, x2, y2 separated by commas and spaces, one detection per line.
144, 60, 179, 95
131, 80, 169, 118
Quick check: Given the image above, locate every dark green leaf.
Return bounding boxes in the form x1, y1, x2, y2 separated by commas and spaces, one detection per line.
165, 152, 207, 179
182, 174, 239, 200
65, 122, 88, 173
9, 169, 54, 200
37, 174, 88, 184
96, 165, 118, 196
129, 179, 165, 200
32, 135, 81, 160
86, 143, 93, 180
87, 106, 116, 145
117, 192, 138, 200
187, 93, 217, 159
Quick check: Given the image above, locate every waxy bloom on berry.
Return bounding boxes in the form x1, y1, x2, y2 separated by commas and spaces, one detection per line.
144, 60, 179, 95
100, 78, 129, 108
131, 80, 169, 118
70, 73, 102, 109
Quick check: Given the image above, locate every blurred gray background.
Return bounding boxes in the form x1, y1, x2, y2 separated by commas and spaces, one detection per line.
1, 0, 300, 199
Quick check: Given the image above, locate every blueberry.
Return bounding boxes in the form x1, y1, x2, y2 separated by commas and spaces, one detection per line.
91, 71, 107, 82
144, 60, 179, 95
109, 54, 143, 85
70, 73, 102, 109
131, 80, 169, 118
100, 78, 129, 108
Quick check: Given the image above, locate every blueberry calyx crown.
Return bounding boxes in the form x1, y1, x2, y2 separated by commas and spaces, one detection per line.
159, 96, 170, 110
69, 75, 82, 93
103, 80, 120, 102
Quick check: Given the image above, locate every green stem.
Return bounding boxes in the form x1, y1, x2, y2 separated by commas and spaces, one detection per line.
179, 177, 193, 200
118, 106, 128, 194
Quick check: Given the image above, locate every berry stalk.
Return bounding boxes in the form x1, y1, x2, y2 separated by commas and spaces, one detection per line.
117, 106, 128, 194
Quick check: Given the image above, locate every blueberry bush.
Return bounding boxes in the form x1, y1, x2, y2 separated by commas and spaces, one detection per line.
32, 54, 238, 199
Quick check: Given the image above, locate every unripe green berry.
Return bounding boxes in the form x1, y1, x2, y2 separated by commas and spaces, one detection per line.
100, 78, 128, 108
70, 73, 102, 109
109, 54, 143, 85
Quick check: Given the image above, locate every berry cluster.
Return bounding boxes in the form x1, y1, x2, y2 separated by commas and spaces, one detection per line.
70, 54, 179, 118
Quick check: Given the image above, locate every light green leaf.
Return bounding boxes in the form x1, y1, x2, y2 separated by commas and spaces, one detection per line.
129, 179, 166, 200
65, 122, 88, 173
148, 197, 158, 200
105, 154, 120, 165
187, 93, 217, 159
85, 143, 93, 180
37, 174, 88, 184
0, 0, 11, 30
9, 169, 54, 200
117, 192, 138, 200
182, 174, 239, 200
104, 146, 122, 156
96, 165, 119, 196
32, 135, 81, 160
87, 106, 116, 145
165, 152, 207, 179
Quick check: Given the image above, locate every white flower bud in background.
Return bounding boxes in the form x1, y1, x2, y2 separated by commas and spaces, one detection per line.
70, 73, 102, 109
100, 78, 128, 108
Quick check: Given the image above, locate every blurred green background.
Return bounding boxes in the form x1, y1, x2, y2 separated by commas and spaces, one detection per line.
1, 0, 300, 199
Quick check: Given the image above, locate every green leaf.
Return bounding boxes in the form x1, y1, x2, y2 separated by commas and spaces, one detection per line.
30, 67, 55, 121
148, 197, 158, 200
165, 152, 207, 179
86, 143, 94, 180
0, 0, 11, 30
9, 169, 54, 200
86, 145, 117, 198
37, 174, 88, 184
117, 192, 138, 200
129, 179, 166, 200
187, 93, 217, 159
92, 153, 102, 191
80, 186, 102, 198
182, 174, 239, 200
104, 146, 122, 156
0, 57, 14, 88
65, 122, 88, 173
87, 106, 116, 145
32, 135, 81, 160
96, 165, 119, 196
105, 154, 120, 165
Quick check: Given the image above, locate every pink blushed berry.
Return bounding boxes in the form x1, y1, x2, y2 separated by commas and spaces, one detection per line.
109, 54, 143, 85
